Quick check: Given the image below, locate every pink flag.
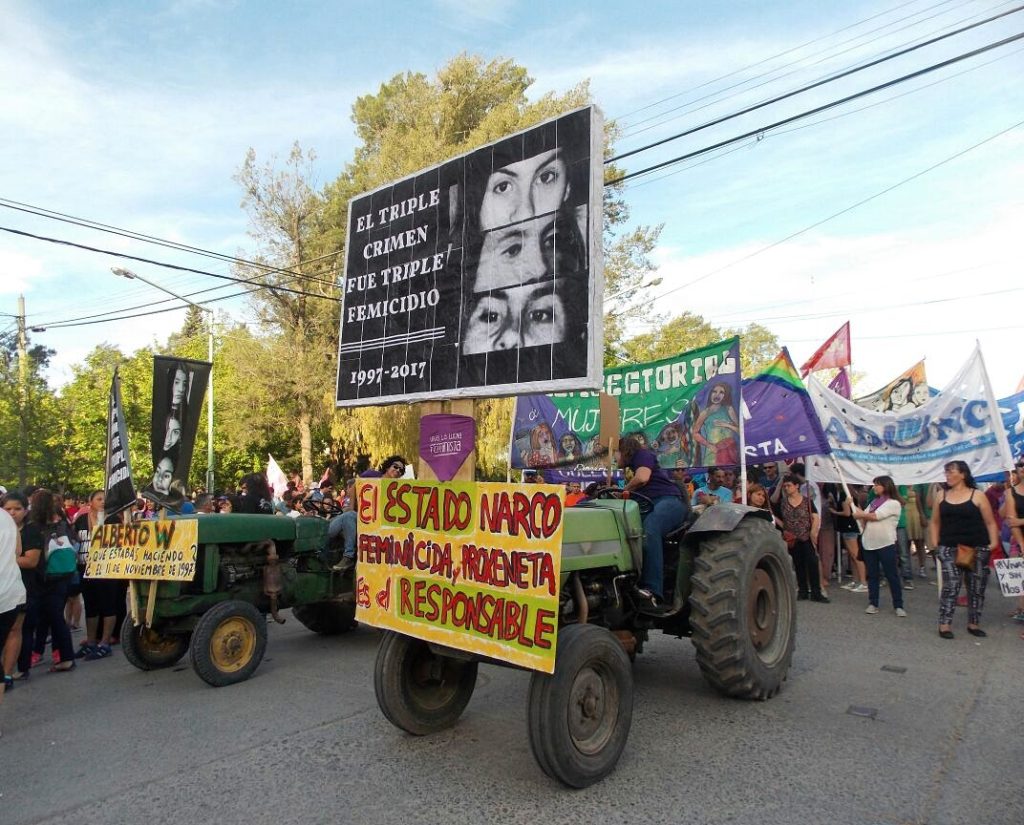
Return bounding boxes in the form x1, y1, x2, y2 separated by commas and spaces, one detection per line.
828, 367, 852, 399
266, 454, 288, 499
800, 322, 851, 376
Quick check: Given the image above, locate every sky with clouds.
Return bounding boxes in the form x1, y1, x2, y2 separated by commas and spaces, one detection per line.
2, 0, 1022, 395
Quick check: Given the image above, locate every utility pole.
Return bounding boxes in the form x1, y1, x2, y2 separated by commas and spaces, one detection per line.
16, 294, 28, 487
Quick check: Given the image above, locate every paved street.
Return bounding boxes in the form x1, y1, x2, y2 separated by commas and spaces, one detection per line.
4, 580, 1022, 825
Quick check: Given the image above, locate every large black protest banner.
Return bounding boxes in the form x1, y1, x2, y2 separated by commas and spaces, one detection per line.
144, 356, 210, 509
103, 367, 136, 515
336, 106, 604, 406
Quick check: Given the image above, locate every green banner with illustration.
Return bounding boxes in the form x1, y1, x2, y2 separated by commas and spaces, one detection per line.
511, 337, 741, 471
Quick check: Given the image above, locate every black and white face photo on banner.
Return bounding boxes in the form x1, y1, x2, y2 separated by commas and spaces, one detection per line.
144, 356, 210, 509
336, 107, 602, 406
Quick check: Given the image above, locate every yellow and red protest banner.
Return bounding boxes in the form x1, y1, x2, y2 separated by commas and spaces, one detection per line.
85, 519, 198, 582
354, 479, 564, 673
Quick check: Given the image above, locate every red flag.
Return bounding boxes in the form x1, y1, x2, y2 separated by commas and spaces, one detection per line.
828, 367, 852, 399
800, 322, 851, 376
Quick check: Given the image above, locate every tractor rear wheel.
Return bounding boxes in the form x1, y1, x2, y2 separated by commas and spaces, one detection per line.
292, 601, 356, 635
689, 515, 796, 700
527, 623, 633, 788
374, 632, 478, 735
120, 617, 189, 671
189, 600, 267, 687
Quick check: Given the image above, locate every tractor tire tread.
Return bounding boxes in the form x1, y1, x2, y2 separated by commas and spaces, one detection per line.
688, 517, 797, 701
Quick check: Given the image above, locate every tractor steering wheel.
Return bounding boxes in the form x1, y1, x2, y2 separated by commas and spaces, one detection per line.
594, 486, 654, 517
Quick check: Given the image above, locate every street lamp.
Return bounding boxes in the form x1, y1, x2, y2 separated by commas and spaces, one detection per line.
111, 267, 216, 493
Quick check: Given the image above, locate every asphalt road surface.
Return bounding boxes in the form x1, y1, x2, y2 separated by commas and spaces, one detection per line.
4, 579, 1023, 825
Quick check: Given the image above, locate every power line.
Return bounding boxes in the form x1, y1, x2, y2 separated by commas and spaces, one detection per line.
641, 116, 1024, 305
0, 198, 343, 290
608, 5, 1023, 166
35, 288, 256, 329
14, 25, 1022, 333
620, 39, 1023, 195
616, 0, 975, 137
0, 225, 341, 303
7, 3, 1013, 321
613, 0, 954, 124
607, 30, 1024, 186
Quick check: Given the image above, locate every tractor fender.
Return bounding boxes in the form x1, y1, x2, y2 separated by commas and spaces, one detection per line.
685, 503, 773, 536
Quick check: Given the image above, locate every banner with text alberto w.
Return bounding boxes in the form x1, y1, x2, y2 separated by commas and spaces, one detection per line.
805, 346, 1013, 484
511, 338, 740, 471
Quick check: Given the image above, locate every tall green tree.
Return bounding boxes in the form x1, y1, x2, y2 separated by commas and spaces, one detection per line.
617, 313, 780, 375
232, 143, 340, 483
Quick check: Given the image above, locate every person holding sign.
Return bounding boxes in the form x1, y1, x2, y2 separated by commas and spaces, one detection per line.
1001, 465, 1024, 631
930, 461, 1001, 639
618, 434, 687, 610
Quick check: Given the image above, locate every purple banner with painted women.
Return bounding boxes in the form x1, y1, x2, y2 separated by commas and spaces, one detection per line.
511, 338, 741, 471
419, 414, 475, 481
741, 348, 831, 463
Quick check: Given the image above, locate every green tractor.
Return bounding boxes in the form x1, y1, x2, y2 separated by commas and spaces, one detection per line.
119, 514, 355, 687
373, 494, 797, 788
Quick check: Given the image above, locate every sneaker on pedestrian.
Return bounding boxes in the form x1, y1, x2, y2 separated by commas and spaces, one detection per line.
851, 583, 868, 593
895, 608, 907, 617
917, 568, 928, 579
840, 581, 856, 591
865, 605, 879, 614
903, 580, 914, 591
29, 651, 43, 668
76, 642, 97, 659
84, 643, 112, 661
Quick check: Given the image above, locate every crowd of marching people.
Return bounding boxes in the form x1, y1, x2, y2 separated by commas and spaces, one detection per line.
2, 451, 1022, 736
581, 453, 1024, 638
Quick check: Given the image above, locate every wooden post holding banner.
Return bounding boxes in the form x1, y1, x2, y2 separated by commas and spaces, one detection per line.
417, 400, 477, 482
599, 393, 620, 485
128, 581, 140, 626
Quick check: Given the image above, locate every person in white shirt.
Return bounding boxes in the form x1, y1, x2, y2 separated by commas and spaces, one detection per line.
853, 476, 905, 617
1, 508, 27, 733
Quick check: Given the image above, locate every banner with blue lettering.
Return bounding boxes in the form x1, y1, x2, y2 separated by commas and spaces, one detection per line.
805, 347, 1014, 484
977, 389, 1024, 482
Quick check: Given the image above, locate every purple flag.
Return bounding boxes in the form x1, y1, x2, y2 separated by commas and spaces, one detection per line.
419, 414, 475, 481
742, 349, 831, 463
828, 367, 852, 399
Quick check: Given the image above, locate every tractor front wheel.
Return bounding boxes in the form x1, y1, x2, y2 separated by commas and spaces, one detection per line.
189, 600, 267, 687
689, 515, 797, 700
120, 617, 189, 671
527, 623, 633, 788
374, 632, 478, 735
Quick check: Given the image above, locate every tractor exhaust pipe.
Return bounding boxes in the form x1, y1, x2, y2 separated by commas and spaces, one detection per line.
261, 540, 286, 624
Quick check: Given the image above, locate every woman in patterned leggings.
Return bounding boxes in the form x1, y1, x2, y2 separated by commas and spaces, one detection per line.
929, 461, 1000, 639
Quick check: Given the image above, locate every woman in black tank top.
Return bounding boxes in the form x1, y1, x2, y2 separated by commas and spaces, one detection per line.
929, 460, 1000, 639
